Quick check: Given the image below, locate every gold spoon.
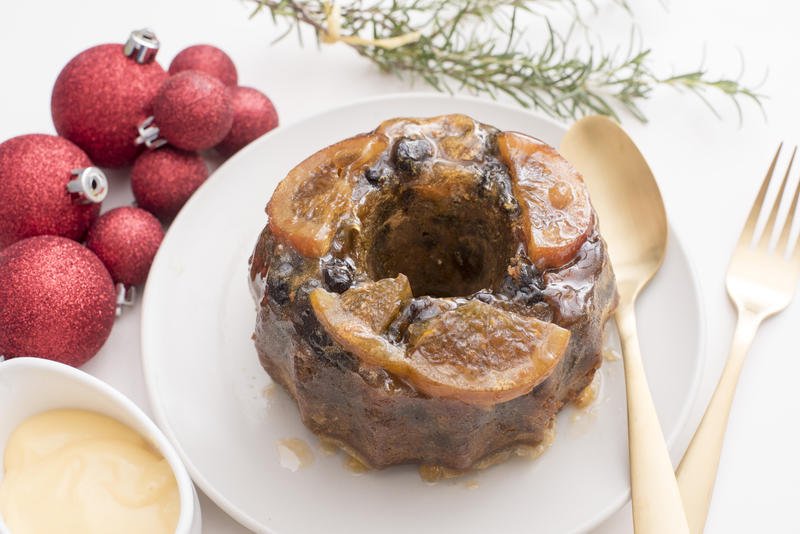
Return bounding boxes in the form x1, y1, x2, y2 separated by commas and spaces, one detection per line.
560, 115, 690, 534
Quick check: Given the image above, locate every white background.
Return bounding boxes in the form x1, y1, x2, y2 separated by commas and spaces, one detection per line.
1, 1, 798, 532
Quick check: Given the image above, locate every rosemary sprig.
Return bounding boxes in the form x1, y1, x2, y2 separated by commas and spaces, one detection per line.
248, 0, 763, 122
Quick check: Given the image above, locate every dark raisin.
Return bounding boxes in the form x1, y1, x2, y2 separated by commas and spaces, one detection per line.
364, 161, 395, 188
480, 161, 520, 216
322, 257, 354, 293
291, 280, 330, 352
517, 263, 542, 289
386, 297, 449, 342
498, 262, 545, 305
394, 137, 433, 175
516, 285, 545, 306
267, 261, 294, 305
365, 167, 382, 184
289, 281, 356, 371
472, 291, 495, 304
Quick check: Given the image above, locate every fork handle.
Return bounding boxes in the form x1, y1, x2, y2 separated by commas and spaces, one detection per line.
676, 309, 762, 534
617, 302, 691, 534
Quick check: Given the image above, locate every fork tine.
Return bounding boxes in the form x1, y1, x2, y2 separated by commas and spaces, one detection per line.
739, 143, 783, 248
792, 230, 800, 271
777, 147, 800, 256
758, 146, 796, 250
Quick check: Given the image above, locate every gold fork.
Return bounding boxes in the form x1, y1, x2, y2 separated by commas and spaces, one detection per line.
676, 144, 800, 534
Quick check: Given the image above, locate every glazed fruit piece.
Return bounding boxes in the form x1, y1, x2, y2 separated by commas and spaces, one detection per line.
497, 131, 593, 269
313, 278, 571, 406
267, 134, 388, 257
405, 300, 570, 405
310, 275, 411, 376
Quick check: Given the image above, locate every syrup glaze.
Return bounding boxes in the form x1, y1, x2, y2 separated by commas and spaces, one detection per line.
249, 114, 618, 471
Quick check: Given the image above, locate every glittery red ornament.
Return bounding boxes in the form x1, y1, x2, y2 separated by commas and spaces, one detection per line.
0, 134, 108, 249
86, 207, 165, 286
169, 44, 238, 86
0, 236, 116, 367
145, 70, 234, 151
216, 86, 279, 156
131, 147, 209, 221
51, 30, 167, 168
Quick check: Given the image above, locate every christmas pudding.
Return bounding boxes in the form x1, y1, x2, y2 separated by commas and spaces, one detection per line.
249, 114, 618, 472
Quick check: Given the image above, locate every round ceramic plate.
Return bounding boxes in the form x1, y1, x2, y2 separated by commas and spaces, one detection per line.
142, 93, 705, 534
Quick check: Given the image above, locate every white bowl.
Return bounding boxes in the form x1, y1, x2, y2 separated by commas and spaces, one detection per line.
0, 357, 202, 534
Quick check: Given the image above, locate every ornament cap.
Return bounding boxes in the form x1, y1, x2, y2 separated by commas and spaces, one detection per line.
67, 167, 108, 203
135, 116, 167, 149
123, 29, 160, 64
115, 283, 136, 316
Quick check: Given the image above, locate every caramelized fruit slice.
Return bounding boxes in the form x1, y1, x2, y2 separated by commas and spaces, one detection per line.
310, 275, 412, 377
376, 114, 484, 162
406, 300, 570, 405
338, 275, 414, 332
497, 131, 593, 269
314, 281, 570, 406
267, 134, 389, 257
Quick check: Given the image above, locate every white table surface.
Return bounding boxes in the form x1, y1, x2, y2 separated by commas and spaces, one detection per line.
2, 1, 798, 532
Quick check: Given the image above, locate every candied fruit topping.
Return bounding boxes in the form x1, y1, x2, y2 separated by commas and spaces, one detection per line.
497, 131, 593, 269
310, 275, 411, 377
312, 279, 569, 406
267, 134, 389, 257
338, 274, 413, 333
405, 300, 570, 405
376, 114, 486, 163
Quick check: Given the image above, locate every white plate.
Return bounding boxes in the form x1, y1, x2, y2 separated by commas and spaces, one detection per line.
142, 93, 705, 534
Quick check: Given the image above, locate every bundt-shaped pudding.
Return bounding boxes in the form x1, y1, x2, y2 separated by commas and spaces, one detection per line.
249, 114, 618, 472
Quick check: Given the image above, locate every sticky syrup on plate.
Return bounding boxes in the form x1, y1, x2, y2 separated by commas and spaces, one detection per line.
277, 438, 314, 472
317, 439, 340, 457
262, 382, 277, 400
573, 372, 601, 409
344, 455, 370, 474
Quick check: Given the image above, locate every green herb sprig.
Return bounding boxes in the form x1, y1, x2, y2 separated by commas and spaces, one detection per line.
248, 0, 763, 122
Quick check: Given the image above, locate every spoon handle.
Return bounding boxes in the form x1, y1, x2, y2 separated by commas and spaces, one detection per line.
676, 308, 761, 534
616, 301, 690, 534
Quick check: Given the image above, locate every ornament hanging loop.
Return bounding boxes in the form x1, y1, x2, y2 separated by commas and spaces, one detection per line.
67, 167, 108, 203
124, 29, 160, 64
115, 283, 136, 316
135, 116, 167, 149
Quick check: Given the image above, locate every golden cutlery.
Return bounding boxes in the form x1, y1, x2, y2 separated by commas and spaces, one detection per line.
560, 115, 690, 534
676, 144, 800, 533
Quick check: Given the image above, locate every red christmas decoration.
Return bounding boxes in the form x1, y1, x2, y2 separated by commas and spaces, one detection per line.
216, 86, 279, 156
86, 207, 165, 287
51, 29, 168, 168
131, 147, 209, 221
169, 44, 238, 86
138, 70, 234, 151
0, 236, 116, 367
0, 134, 107, 249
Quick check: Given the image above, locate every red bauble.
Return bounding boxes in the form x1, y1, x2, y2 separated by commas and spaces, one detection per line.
131, 147, 209, 221
86, 207, 165, 286
0, 236, 116, 367
151, 70, 234, 151
169, 44, 238, 86
0, 134, 108, 249
51, 33, 167, 168
216, 86, 279, 156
